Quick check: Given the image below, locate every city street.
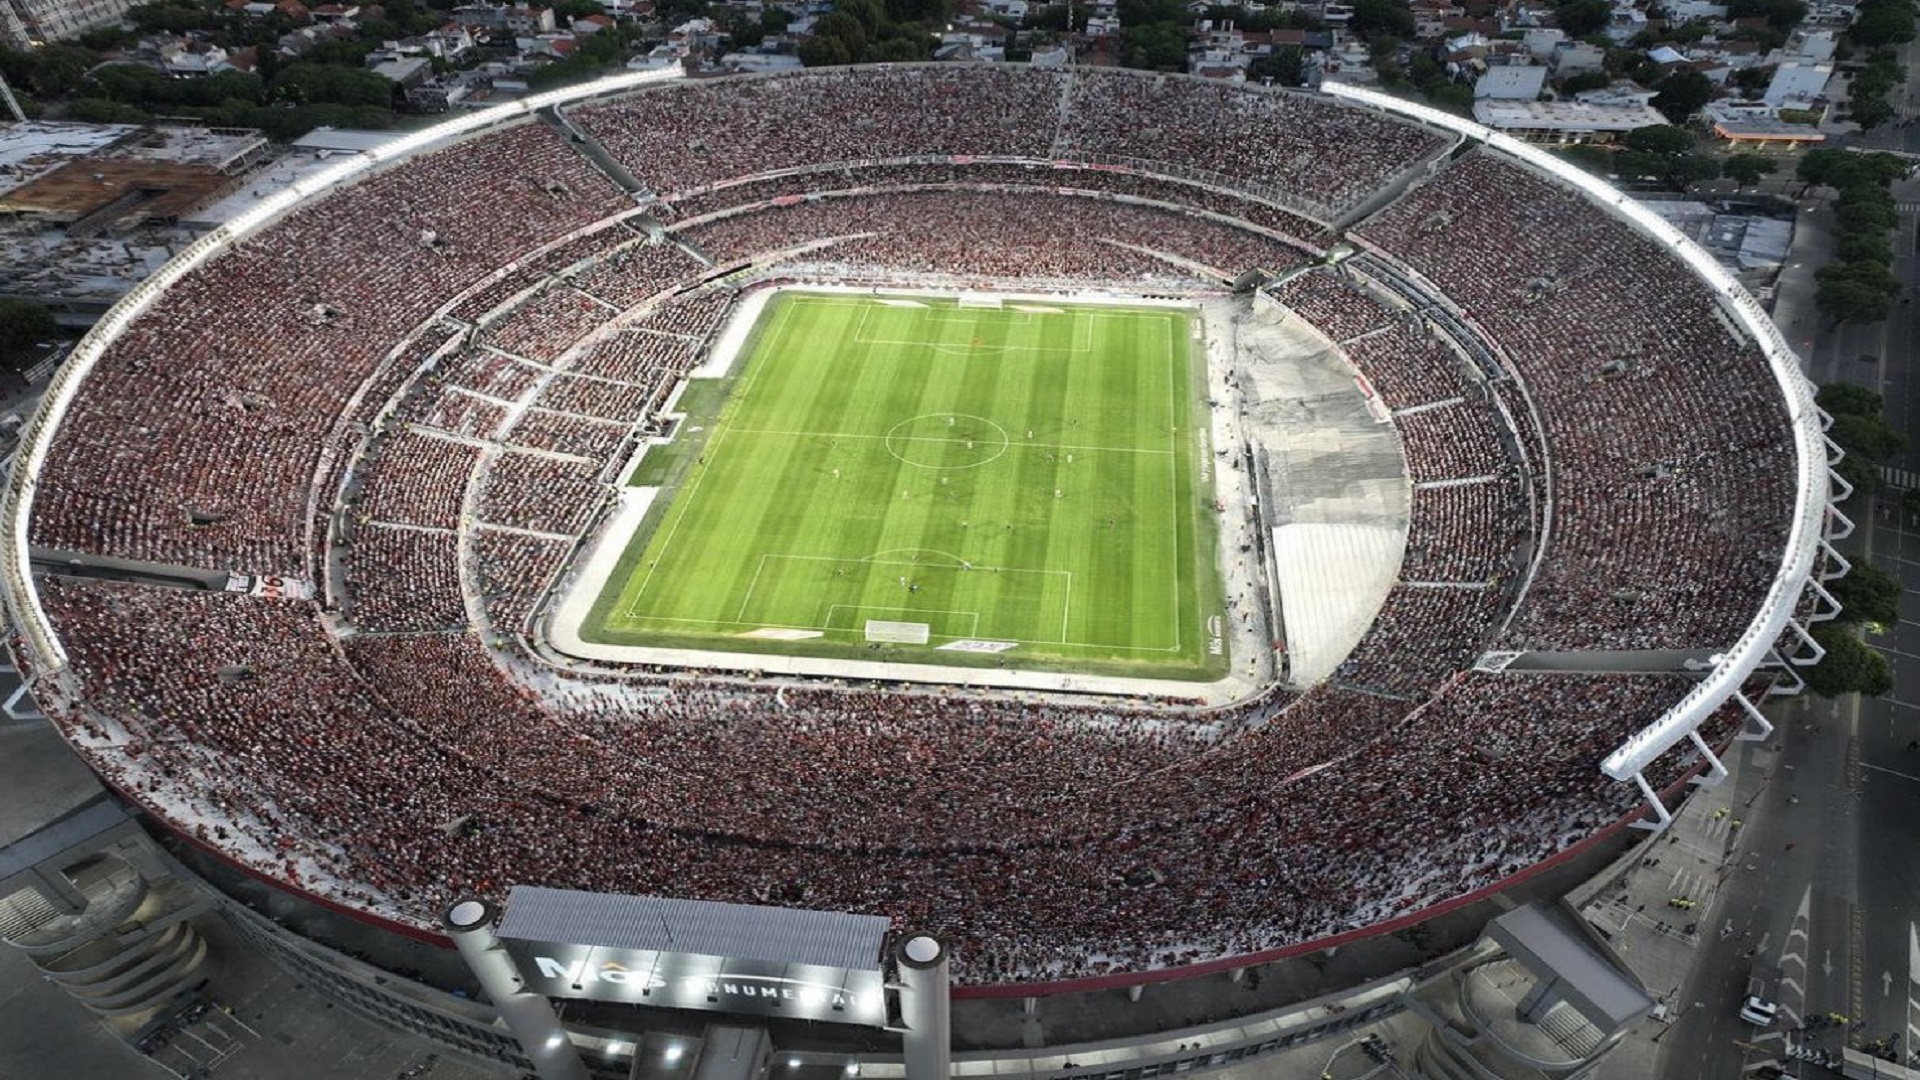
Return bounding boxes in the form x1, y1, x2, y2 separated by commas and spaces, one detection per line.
1648, 68, 1920, 1071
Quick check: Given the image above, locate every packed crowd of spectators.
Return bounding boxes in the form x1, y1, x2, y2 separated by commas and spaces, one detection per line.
571, 66, 1446, 215
341, 525, 466, 633
478, 451, 608, 537
31, 122, 630, 577
34, 575, 1741, 981
1334, 585, 1511, 699
394, 385, 508, 441
678, 190, 1300, 283
1403, 482, 1528, 585
1346, 322, 1479, 409
474, 528, 572, 635
1396, 401, 1511, 482
660, 161, 1327, 251
15, 73, 1808, 983
1266, 270, 1390, 344
558, 337, 698, 406
438, 349, 544, 405
1355, 152, 1797, 651
349, 433, 481, 531
487, 288, 614, 365
503, 408, 628, 462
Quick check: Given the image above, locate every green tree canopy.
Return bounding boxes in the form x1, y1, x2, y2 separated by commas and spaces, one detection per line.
1817, 381, 1884, 416
1830, 560, 1903, 627
1556, 0, 1612, 36
1248, 47, 1305, 86
1722, 153, 1778, 185
1651, 69, 1713, 122
1828, 410, 1907, 461
1804, 622, 1895, 697
1816, 260, 1902, 324
1560, 70, 1611, 95
271, 63, 395, 108
1835, 194, 1899, 235
1727, 0, 1808, 31
1348, 0, 1415, 38
1123, 21, 1188, 69
1623, 124, 1695, 155
0, 300, 57, 357
1852, 0, 1916, 47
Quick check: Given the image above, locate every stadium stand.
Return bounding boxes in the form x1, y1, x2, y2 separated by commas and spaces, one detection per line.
5, 68, 1816, 988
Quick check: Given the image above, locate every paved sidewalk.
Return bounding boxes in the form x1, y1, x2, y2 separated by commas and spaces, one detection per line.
1569, 744, 1771, 1078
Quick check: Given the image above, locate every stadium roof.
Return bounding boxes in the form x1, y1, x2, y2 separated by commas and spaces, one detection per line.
1471, 100, 1667, 134
1487, 904, 1652, 1028
497, 886, 890, 971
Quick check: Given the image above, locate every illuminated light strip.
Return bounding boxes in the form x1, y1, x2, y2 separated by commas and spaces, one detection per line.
1321, 83, 1828, 782
0, 65, 685, 672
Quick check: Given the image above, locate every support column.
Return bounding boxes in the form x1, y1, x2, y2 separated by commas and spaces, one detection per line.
26, 865, 87, 915
896, 934, 951, 1080
1516, 975, 1564, 1023
442, 900, 590, 1080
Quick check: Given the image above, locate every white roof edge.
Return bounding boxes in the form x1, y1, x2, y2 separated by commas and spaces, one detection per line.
0, 65, 686, 674
1321, 83, 1827, 782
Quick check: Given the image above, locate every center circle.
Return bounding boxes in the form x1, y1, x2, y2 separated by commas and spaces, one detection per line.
883, 414, 1010, 470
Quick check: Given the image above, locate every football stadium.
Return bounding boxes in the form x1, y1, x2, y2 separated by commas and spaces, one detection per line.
0, 63, 1836, 1077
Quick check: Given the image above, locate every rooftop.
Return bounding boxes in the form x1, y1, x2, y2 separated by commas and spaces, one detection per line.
1472, 99, 1668, 132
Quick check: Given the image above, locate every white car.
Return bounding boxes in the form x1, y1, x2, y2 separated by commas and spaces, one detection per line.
1739, 996, 1780, 1027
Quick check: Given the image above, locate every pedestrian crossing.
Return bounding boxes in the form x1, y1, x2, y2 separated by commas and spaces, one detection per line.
1883, 466, 1920, 490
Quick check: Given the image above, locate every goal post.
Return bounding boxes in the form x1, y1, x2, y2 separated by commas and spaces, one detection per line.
956, 292, 1004, 309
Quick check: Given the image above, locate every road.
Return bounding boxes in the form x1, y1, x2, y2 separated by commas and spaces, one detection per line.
1646, 50, 1920, 1072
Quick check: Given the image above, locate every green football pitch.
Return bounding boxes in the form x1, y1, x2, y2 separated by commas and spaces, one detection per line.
580, 291, 1228, 680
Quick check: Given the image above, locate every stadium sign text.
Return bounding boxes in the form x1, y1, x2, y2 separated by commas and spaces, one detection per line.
506, 942, 888, 1026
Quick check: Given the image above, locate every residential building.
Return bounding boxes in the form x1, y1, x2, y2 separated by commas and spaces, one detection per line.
1475, 60, 1547, 99
1, 0, 139, 46
1762, 59, 1831, 107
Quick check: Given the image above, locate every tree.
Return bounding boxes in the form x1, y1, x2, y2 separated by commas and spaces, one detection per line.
1850, 92, 1897, 130
1722, 153, 1778, 186
1122, 22, 1188, 69
1818, 381, 1884, 417
1836, 229, 1892, 264
1728, 0, 1808, 31
1651, 69, 1713, 122
1248, 47, 1305, 86
1828, 411, 1907, 460
1555, 0, 1613, 37
89, 62, 175, 105
796, 34, 853, 66
1348, 0, 1415, 38
1661, 153, 1721, 190
0, 300, 57, 358
1803, 622, 1895, 697
1557, 143, 1615, 174
1830, 560, 1903, 627
62, 97, 151, 123
1834, 451, 1883, 496
1797, 147, 1908, 190
272, 63, 396, 108
1816, 260, 1901, 324
1730, 65, 1771, 98
1623, 123, 1695, 155
1852, 0, 1916, 47
1560, 70, 1611, 95
1426, 81, 1474, 114
1835, 195, 1898, 235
